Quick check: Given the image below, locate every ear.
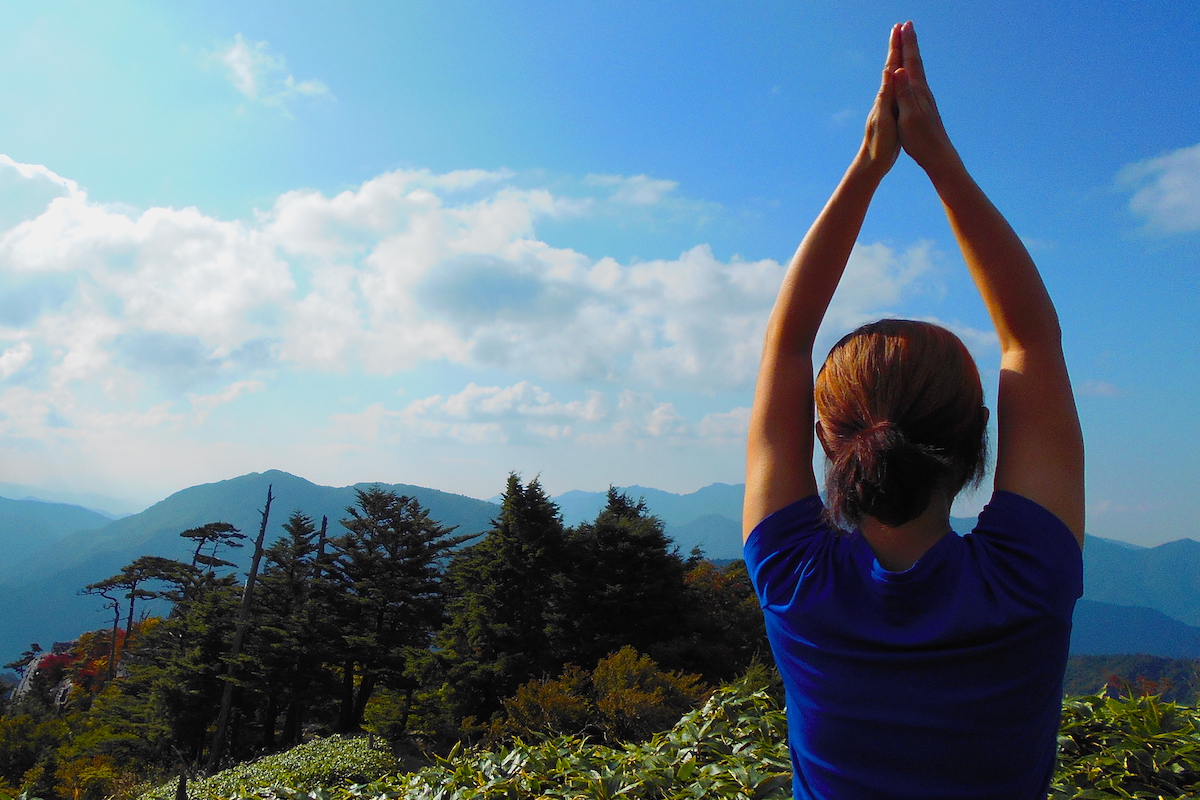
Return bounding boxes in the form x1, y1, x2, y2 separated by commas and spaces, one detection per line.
981, 406, 991, 426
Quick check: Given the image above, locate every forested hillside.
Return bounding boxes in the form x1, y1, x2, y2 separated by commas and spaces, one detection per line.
0, 471, 500, 665
1, 476, 766, 800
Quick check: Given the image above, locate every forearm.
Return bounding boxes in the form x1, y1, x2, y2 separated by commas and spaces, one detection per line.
767, 157, 885, 354
926, 159, 1062, 355
744, 156, 884, 536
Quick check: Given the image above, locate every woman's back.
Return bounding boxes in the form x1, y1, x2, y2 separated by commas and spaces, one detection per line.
742, 21, 1084, 800
746, 493, 1081, 799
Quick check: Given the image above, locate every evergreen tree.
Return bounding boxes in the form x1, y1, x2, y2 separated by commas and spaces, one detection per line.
249, 511, 333, 747
435, 474, 567, 727
328, 488, 475, 732
556, 488, 691, 671
676, 559, 771, 680
181, 522, 246, 574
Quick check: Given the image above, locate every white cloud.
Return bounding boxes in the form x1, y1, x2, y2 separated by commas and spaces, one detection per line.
1119, 142, 1200, 234
189, 379, 266, 423
216, 34, 334, 109
0, 154, 941, 465
0, 342, 32, 379
586, 174, 679, 206
324, 381, 751, 449
1080, 380, 1122, 398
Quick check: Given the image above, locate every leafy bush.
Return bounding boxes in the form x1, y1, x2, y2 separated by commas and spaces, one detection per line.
141, 681, 1200, 800
1052, 691, 1200, 799
137, 737, 397, 800
499, 646, 710, 744
200, 678, 790, 800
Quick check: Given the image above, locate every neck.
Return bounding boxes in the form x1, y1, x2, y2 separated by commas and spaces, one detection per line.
859, 491, 953, 572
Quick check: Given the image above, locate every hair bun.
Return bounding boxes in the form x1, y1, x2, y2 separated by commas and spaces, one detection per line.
837, 420, 953, 528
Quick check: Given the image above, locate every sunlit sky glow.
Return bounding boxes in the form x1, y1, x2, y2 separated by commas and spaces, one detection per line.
0, 2, 1196, 545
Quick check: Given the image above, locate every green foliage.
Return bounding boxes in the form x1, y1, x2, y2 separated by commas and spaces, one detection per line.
137, 737, 397, 800
435, 474, 569, 726
329, 489, 477, 732
499, 647, 710, 744
185, 677, 791, 800
1052, 690, 1200, 799
131, 678, 1200, 800
555, 490, 690, 672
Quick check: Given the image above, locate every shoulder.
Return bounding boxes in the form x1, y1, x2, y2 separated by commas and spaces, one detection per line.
972, 490, 1080, 551
745, 494, 830, 554
964, 490, 1083, 613
744, 494, 840, 601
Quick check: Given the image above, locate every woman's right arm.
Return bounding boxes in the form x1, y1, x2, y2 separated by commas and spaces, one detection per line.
894, 22, 1084, 545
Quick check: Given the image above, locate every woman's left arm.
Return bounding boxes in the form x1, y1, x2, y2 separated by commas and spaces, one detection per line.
743, 24, 902, 541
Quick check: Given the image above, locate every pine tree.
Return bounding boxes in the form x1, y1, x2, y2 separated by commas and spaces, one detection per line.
249, 511, 333, 747
435, 474, 568, 727
556, 488, 691, 671
328, 488, 475, 732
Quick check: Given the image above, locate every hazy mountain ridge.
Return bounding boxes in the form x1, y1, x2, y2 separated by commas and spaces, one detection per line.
3, 471, 1200, 666
0, 495, 112, 584
0, 471, 501, 664
555, 483, 745, 559
1084, 536, 1200, 626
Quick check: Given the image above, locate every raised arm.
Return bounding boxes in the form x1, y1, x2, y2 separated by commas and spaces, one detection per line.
894, 22, 1084, 545
743, 25, 903, 540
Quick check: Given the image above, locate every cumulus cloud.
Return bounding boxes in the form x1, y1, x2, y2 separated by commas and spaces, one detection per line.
216, 34, 334, 109
1119, 142, 1200, 234
0, 342, 32, 379
327, 381, 745, 448
0, 154, 942, 458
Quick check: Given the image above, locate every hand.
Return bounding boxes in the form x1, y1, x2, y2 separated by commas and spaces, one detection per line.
893, 21, 960, 174
856, 23, 902, 181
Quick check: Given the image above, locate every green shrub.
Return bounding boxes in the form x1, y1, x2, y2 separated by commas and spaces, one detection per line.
137, 737, 396, 800
1052, 691, 1200, 799
499, 647, 711, 744
210, 677, 790, 800
146, 681, 1200, 800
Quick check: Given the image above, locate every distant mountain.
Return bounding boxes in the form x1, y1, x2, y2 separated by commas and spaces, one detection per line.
1071, 600, 1200, 658
0, 481, 138, 518
555, 483, 745, 559
0, 470, 499, 665
1084, 536, 1200, 626
0, 497, 113, 584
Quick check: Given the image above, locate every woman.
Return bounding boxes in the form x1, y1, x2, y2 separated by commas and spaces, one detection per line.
743, 22, 1084, 800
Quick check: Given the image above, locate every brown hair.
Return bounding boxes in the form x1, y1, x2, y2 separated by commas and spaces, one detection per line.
814, 319, 988, 528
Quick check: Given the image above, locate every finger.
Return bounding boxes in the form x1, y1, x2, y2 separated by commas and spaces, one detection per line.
879, 66, 897, 114
900, 20, 927, 85
885, 23, 903, 72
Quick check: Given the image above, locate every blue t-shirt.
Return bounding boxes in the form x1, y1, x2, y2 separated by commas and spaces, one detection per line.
745, 491, 1083, 800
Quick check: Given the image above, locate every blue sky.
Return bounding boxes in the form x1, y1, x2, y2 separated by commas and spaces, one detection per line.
0, 1, 1196, 545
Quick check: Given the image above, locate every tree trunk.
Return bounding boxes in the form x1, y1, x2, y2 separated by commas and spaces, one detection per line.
398, 686, 413, 733
107, 600, 120, 681
206, 485, 273, 773
282, 697, 304, 746
337, 658, 357, 732
262, 692, 278, 750
352, 671, 377, 729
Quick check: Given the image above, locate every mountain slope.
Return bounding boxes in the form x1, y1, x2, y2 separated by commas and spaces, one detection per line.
1084, 536, 1200, 626
0, 497, 113, 584
1071, 599, 1200, 658
0, 470, 499, 664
